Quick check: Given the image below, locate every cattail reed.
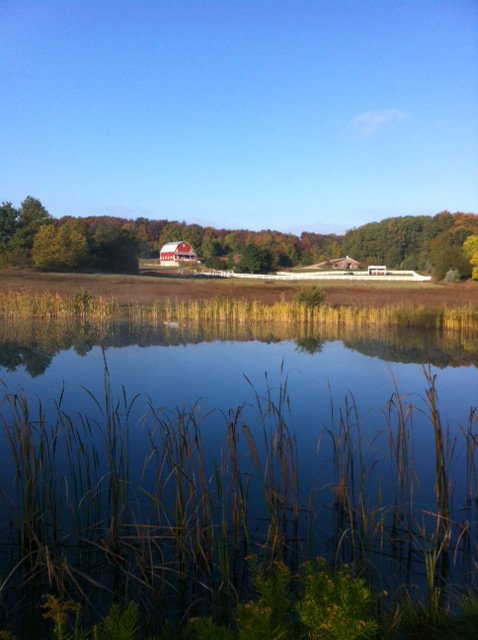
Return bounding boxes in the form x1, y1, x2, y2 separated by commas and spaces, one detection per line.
0, 365, 477, 630
1, 290, 477, 335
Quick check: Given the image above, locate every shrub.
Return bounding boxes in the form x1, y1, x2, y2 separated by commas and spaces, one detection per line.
95, 602, 140, 640
443, 268, 460, 283
296, 560, 378, 640
205, 256, 226, 270
41, 594, 85, 640
235, 561, 292, 639
296, 286, 326, 309
186, 617, 234, 640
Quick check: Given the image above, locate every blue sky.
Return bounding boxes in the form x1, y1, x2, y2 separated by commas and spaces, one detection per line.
1, 0, 477, 234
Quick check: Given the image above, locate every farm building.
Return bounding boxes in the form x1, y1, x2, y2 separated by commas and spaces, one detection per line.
313, 256, 361, 270
368, 265, 387, 275
159, 241, 198, 266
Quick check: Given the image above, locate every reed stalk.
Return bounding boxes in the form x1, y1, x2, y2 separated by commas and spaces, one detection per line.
0, 365, 477, 631
1, 290, 477, 336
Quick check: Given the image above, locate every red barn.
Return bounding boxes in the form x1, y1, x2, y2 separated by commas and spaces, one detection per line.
159, 241, 197, 266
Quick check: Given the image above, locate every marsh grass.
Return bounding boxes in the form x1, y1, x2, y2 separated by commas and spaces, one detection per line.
131, 298, 478, 334
1, 290, 477, 334
0, 290, 118, 319
0, 366, 477, 635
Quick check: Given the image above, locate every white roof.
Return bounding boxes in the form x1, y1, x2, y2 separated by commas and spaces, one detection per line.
160, 242, 181, 252
160, 241, 196, 254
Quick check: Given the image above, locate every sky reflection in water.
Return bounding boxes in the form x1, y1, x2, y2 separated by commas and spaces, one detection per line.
0, 323, 476, 491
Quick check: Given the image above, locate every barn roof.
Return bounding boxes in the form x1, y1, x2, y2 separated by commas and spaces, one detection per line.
321, 255, 360, 264
160, 242, 182, 253
160, 240, 196, 255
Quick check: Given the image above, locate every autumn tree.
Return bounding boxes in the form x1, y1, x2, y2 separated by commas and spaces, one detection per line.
32, 224, 89, 269
463, 235, 478, 279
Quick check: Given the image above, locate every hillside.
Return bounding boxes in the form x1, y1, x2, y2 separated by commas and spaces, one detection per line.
1, 198, 477, 278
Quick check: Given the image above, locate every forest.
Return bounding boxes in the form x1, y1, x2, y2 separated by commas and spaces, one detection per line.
1, 196, 477, 279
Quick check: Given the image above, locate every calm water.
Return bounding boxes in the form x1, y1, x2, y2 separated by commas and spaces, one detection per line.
1, 320, 477, 413
1, 319, 477, 498
0, 319, 478, 630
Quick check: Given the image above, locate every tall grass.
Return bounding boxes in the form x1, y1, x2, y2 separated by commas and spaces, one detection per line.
1, 289, 477, 333
132, 298, 478, 334
0, 290, 118, 319
0, 367, 477, 635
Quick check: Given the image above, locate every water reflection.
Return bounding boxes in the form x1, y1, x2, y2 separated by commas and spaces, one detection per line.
0, 318, 477, 635
0, 318, 476, 377
295, 335, 324, 354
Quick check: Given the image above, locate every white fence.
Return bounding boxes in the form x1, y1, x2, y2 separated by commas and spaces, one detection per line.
203, 270, 431, 282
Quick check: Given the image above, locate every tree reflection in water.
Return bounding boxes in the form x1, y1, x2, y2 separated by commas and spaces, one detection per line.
0, 318, 477, 376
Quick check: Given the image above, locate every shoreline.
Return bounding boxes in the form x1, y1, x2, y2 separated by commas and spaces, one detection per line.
1, 268, 477, 309
0, 287, 477, 334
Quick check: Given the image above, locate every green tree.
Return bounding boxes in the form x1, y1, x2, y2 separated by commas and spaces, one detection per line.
236, 244, 273, 273
201, 236, 222, 260
223, 232, 241, 252
0, 202, 19, 263
428, 234, 470, 280
93, 225, 140, 272
122, 221, 153, 258
8, 196, 52, 264
341, 212, 478, 273
204, 256, 226, 270
427, 223, 476, 279
157, 222, 184, 250
18, 196, 50, 228
325, 240, 341, 259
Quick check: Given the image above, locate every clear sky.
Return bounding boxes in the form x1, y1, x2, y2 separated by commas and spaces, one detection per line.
1, 0, 477, 234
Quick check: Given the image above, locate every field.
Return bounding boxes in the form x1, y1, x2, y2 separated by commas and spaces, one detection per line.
1, 268, 477, 308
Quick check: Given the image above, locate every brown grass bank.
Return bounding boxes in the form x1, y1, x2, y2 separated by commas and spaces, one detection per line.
1, 268, 477, 308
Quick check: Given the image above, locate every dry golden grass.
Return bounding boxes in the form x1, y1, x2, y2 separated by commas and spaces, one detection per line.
1, 268, 477, 308
1, 286, 477, 335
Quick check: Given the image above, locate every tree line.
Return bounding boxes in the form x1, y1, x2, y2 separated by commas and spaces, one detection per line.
0, 196, 477, 279
0, 197, 140, 272
342, 212, 478, 280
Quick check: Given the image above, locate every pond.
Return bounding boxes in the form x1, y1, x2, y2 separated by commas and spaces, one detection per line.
0, 318, 477, 630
